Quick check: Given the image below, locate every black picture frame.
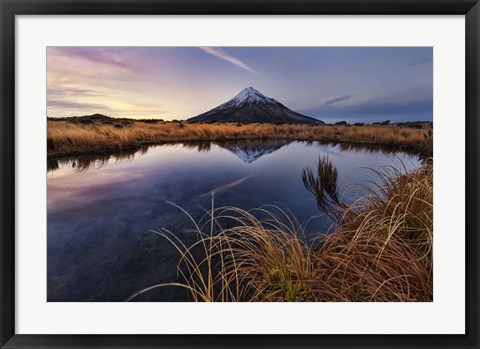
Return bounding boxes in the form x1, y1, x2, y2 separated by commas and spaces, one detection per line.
1, 0, 479, 348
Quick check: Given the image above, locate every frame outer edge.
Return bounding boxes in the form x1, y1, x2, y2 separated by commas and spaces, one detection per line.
1, 0, 480, 348
0, 1, 16, 349
466, 1, 480, 348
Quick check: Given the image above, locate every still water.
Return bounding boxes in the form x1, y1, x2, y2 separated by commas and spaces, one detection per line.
47, 140, 420, 301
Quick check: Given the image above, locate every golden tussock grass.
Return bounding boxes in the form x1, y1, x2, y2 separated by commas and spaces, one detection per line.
48, 120, 432, 158
127, 163, 433, 302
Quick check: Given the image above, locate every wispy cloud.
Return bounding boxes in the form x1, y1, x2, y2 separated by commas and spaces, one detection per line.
47, 100, 113, 115
323, 95, 353, 106
303, 96, 432, 119
48, 47, 140, 72
47, 86, 101, 98
199, 47, 258, 74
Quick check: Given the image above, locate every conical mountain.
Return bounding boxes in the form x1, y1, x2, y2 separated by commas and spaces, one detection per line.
188, 87, 324, 124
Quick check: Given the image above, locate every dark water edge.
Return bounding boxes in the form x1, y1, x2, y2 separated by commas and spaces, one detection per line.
48, 139, 421, 173
47, 140, 421, 302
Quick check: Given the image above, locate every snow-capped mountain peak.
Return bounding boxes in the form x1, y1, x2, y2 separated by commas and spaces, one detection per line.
188, 87, 325, 125
227, 87, 280, 106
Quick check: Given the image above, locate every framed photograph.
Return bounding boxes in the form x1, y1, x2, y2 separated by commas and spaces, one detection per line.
1, 0, 479, 348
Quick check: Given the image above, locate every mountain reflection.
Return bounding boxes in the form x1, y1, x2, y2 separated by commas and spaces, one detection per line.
47, 140, 419, 174
217, 139, 289, 163
182, 139, 290, 163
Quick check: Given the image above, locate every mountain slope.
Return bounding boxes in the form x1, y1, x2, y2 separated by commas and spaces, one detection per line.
188, 87, 324, 125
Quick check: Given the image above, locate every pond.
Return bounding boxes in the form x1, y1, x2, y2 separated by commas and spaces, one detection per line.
47, 140, 421, 301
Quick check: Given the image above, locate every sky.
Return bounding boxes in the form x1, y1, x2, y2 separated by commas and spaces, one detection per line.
47, 47, 433, 123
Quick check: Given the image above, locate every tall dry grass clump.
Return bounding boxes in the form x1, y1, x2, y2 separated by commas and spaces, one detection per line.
314, 164, 433, 301
127, 204, 318, 302
128, 163, 433, 302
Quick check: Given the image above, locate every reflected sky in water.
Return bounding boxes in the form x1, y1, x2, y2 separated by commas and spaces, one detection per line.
47, 140, 420, 302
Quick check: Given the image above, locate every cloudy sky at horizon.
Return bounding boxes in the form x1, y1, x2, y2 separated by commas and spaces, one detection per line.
47, 46, 433, 123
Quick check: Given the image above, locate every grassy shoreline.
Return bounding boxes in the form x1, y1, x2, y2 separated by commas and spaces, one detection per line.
129, 163, 433, 302
47, 120, 432, 159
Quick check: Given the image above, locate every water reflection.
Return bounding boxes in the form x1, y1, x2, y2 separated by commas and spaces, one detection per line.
48, 146, 149, 174
48, 139, 420, 174
217, 139, 290, 163
164, 139, 290, 163
47, 140, 421, 301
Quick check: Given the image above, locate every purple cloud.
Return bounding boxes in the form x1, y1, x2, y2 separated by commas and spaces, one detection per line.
48, 47, 139, 71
